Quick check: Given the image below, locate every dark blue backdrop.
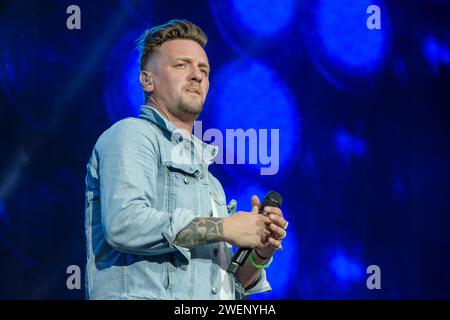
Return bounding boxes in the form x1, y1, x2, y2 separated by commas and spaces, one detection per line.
1, 0, 450, 299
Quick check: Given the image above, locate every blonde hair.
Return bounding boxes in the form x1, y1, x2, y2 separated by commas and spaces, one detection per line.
136, 19, 208, 70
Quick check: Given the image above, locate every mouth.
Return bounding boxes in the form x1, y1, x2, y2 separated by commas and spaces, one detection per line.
185, 88, 202, 96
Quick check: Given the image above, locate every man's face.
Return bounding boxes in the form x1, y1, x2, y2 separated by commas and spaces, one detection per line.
145, 39, 210, 119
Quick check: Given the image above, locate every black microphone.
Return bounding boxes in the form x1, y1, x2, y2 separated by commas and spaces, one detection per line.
227, 191, 283, 276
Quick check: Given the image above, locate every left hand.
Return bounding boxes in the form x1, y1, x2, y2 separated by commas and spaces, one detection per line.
250, 195, 288, 259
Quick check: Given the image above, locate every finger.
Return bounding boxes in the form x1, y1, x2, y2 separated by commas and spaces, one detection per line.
258, 221, 272, 237
263, 206, 282, 217
260, 231, 271, 244
268, 237, 282, 249
268, 214, 288, 228
251, 195, 261, 213
269, 223, 287, 239
259, 215, 272, 225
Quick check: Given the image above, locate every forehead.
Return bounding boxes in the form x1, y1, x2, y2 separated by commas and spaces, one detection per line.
157, 39, 209, 65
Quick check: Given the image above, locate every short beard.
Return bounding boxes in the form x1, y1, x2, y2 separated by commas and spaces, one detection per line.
178, 96, 204, 116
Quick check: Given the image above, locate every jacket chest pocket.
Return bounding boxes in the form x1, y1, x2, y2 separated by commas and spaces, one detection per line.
162, 160, 201, 213
209, 187, 230, 219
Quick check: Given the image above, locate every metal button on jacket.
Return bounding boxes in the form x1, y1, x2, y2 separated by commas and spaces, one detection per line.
184, 177, 190, 184
211, 287, 218, 295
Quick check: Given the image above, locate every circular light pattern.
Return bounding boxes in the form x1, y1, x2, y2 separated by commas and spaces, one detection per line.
304, 0, 390, 89
231, 0, 296, 37
204, 59, 300, 176
316, 0, 385, 71
209, 0, 297, 54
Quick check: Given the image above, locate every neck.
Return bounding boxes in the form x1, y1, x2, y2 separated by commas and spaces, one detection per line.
146, 97, 194, 137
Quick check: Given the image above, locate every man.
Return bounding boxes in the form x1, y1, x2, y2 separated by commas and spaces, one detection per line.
85, 19, 288, 300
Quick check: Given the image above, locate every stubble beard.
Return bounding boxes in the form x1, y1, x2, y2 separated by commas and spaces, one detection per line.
178, 94, 204, 116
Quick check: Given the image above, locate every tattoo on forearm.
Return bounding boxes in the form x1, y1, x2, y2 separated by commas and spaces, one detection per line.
173, 217, 224, 249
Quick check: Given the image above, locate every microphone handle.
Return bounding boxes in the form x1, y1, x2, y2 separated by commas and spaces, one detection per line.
227, 247, 252, 275
227, 192, 282, 275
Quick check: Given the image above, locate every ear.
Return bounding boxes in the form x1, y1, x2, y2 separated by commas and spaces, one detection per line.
139, 70, 154, 94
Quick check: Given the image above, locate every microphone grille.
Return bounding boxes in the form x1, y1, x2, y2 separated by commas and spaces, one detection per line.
263, 191, 283, 208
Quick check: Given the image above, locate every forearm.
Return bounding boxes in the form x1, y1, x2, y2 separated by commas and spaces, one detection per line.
236, 250, 268, 289
173, 217, 225, 249
174, 216, 270, 290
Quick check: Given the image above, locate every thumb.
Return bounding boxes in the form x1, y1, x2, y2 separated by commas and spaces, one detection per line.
251, 195, 261, 213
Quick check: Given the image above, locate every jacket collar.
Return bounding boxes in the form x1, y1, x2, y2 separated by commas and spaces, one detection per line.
139, 105, 218, 164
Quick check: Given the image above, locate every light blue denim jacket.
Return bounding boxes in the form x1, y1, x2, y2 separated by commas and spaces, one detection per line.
85, 105, 271, 299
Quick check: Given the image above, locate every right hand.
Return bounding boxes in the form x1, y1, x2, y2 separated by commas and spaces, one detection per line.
222, 206, 271, 248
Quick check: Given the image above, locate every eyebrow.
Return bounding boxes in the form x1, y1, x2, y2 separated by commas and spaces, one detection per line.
175, 57, 210, 72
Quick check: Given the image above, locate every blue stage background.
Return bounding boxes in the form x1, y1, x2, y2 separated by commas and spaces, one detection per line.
1, 0, 450, 299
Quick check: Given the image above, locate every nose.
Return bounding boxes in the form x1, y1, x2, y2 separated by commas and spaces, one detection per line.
189, 66, 203, 83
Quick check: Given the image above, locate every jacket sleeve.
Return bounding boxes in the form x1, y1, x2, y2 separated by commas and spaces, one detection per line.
235, 269, 272, 299
97, 119, 195, 261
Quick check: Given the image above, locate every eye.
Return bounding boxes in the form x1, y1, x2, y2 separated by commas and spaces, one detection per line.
175, 63, 186, 68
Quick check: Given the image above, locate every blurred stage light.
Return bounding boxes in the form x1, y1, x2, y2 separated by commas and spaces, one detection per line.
304, 0, 390, 90
330, 251, 364, 283
316, 0, 385, 70
423, 35, 450, 74
223, 183, 297, 299
119, 0, 153, 27
334, 128, 367, 161
392, 174, 407, 203
0, 198, 34, 267
0, 30, 73, 129
209, 0, 296, 53
0, 199, 11, 230
103, 31, 143, 123
203, 59, 300, 177
231, 0, 296, 36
